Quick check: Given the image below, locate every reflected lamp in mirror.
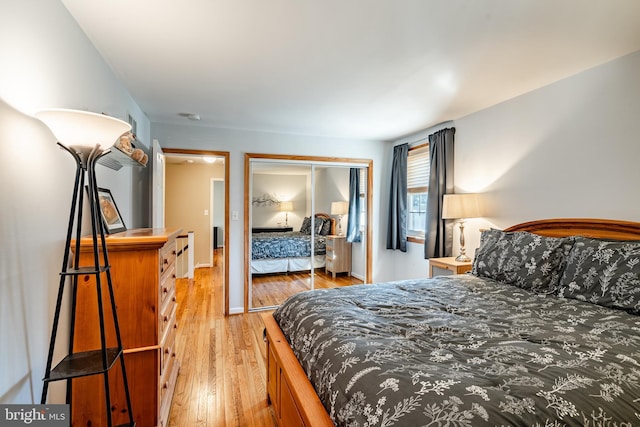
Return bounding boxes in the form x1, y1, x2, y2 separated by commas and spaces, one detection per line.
279, 201, 293, 226
442, 193, 480, 262
331, 201, 348, 236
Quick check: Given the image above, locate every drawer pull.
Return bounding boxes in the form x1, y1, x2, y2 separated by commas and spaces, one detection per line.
163, 287, 168, 294
165, 348, 170, 355
164, 258, 169, 265
163, 315, 168, 322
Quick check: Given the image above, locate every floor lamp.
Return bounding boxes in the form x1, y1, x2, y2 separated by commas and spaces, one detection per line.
37, 109, 135, 427
442, 193, 480, 262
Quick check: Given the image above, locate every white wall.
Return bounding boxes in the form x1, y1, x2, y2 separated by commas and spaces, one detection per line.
151, 124, 388, 312
0, 0, 149, 404
252, 173, 308, 229
389, 50, 640, 280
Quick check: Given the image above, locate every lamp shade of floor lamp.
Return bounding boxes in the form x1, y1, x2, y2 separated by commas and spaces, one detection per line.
279, 201, 293, 227
331, 201, 348, 236
36, 109, 135, 427
442, 193, 480, 262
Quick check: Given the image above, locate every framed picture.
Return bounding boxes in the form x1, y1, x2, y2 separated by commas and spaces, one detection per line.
97, 187, 126, 234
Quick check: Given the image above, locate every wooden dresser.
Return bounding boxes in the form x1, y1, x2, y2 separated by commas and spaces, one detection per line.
70, 228, 181, 427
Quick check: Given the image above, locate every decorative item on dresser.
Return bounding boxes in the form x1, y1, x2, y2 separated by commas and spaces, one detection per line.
36, 108, 135, 427
325, 235, 351, 278
71, 228, 182, 427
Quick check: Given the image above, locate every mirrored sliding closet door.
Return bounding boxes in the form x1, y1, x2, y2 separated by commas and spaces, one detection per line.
246, 155, 372, 311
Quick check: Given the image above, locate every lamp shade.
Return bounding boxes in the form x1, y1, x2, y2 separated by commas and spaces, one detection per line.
36, 108, 131, 150
279, 201, 293, 212
331, 201, 348, 216
442, 194, 480, 219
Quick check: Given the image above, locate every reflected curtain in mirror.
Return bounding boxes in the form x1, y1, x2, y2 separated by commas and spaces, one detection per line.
346, 168, 361, 243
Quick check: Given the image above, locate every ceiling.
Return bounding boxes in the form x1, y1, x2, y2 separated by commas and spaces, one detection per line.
62, 0, 640, 141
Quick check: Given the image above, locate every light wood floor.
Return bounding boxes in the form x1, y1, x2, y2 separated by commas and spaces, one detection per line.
251, 269, 362, 307
167, 251, 359, 426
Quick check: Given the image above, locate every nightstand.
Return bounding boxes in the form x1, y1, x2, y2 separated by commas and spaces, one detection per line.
325, 235, 352, 278
428, 257, 472, 278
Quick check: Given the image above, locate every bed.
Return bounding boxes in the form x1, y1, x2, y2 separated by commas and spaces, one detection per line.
252, 213, 336, 274
263, 218, 640, 426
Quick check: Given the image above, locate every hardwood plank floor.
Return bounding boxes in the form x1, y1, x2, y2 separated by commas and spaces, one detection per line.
169, 253, 274, 427
168, 250, 360, 426
251, 269, 362, 307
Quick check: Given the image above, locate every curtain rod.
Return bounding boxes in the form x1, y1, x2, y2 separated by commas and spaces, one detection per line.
398, 121, 455, 147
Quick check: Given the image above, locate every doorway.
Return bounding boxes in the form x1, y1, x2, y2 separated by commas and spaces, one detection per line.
162, 148, 230, 315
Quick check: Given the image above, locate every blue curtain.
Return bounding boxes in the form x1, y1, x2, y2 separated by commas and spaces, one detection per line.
425, 128, 455, 258
346, 168, 361, 243
387, 143, 408, 251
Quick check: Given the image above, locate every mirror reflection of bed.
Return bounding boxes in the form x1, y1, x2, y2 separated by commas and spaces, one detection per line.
251, 213, 362, 308
248, 158, 370, 310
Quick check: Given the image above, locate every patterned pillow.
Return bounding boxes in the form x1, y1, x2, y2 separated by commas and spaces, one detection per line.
320, 218, 332, 235
314, 218, 326, 235
472, 229, 574, 293
300, 217, 312, 234
557, 236, 640, 314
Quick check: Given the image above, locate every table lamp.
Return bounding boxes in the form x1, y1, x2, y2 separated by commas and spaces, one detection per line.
442, 193, 480, 262
279, 201, 293, 226
331, 201, 348, 236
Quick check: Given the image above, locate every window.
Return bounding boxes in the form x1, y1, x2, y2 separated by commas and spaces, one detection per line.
407, 144, 429, 238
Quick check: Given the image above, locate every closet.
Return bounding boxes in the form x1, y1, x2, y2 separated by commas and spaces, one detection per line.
245, 154, 372, 311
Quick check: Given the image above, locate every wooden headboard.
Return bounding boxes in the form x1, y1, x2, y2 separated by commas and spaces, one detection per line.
504, 218, 640, 241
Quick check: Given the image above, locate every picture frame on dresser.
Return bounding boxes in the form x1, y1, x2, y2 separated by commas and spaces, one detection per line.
96, 187, 126, 233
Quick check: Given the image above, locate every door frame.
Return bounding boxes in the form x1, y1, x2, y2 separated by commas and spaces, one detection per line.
163, 148, 230, 315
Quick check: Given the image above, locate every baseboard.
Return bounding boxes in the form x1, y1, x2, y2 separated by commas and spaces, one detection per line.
351, 272, 364, 281
229, 306, 244, 315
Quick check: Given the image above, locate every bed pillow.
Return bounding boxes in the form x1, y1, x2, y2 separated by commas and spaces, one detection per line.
557, 236, 640, 314
300, 217, 312, 234
320, 218, 332, 235
472, 229, 574, 294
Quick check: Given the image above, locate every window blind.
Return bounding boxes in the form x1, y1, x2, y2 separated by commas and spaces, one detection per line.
407, 145, 429, 193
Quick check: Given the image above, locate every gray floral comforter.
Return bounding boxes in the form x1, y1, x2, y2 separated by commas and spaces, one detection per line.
273, 274, 640, 426
252, 231, 326, 260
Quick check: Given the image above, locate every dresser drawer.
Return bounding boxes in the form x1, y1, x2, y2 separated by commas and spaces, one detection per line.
325, 258, 334, 271
160, 261, 176, 308
160, 288, 177, 342
160, 307, 177, 377
160, 242, 177, 280
159, 350, 179, 427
